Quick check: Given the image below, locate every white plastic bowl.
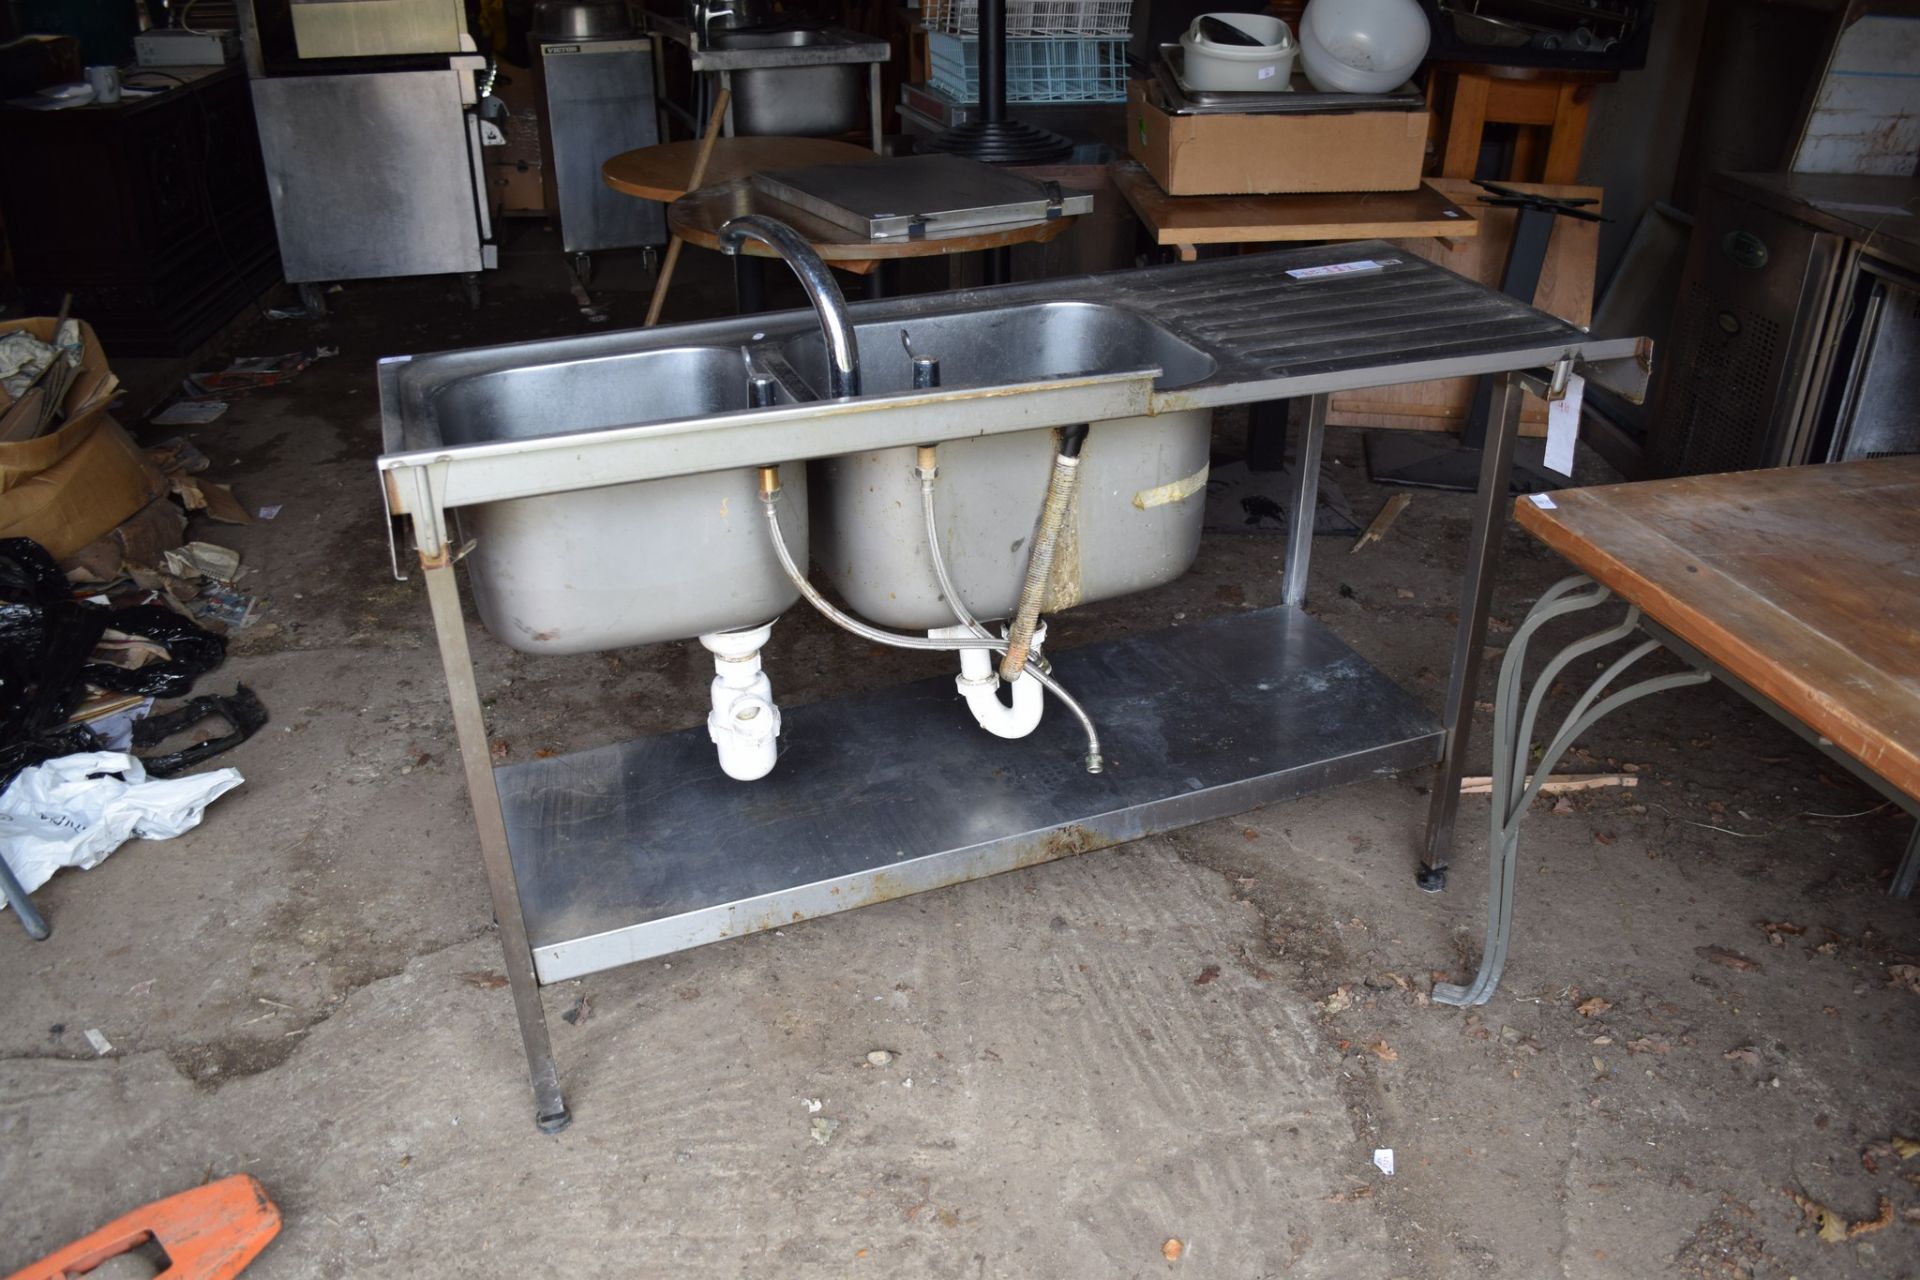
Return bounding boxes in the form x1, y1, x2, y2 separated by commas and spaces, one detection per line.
1298, 0, 1429, 94
1177, 13, 1297, 92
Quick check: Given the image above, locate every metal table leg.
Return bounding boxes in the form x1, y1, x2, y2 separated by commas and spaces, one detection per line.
1419, 371, 1524, 890
420, 553, 571, 1133
0, 847, 50, 940
1895, 823, 1920, 899
1280, 394, 1328, 608
1434, 574, 1710, 1006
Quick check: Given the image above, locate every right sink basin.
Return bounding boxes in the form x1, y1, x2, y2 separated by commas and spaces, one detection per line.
797, 302, 1218, 632
778, 301, 1217, 398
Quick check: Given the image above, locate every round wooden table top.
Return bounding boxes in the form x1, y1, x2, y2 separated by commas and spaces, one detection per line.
602, 138, 878, 203
668, 177, 1078, 273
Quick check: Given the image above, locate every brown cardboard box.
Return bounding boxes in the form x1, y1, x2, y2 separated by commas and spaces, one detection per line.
0, 413, 167, 559
1127, 79, 1429, 196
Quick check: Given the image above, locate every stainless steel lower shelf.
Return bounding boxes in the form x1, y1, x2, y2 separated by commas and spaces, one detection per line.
498, 606, 1442, 984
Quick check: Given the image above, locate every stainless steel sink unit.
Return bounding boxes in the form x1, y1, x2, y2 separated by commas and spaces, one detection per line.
648, 12, 888, 144
377, 244, 1653, 1131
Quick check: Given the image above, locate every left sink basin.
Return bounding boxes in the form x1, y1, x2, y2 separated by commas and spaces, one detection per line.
437, 345, 812, 656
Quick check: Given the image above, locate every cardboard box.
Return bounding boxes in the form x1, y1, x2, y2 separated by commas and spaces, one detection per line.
0, 316, 119, 444
1127, 79, 1429, 196
0, 414, 167, 560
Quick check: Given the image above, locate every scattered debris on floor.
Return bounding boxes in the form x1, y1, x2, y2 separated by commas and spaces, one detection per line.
149, 400, 229, 427
132, 686, 268, 778
1372, 1148, 1395, 1177
0, 750, 243, 911
0, 534, 264, 925
1161, 1237, 1184, 1261
1459, 772, 1638, 795
1350, 493, 1412, 554
1783, 1185, 1893, 1243
181, 347, 337, 399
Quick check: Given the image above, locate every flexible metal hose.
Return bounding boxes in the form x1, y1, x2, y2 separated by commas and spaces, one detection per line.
999, 453, 1081, 679
761, 488, 1006, 655
919, 475, 1104, 773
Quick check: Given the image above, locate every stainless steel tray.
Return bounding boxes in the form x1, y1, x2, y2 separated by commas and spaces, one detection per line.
749, 154, 1092, 240
1153, 44, 1422, 115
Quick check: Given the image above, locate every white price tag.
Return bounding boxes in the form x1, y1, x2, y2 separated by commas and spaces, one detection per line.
1257, 64, 1276, 79
1545, 372, 1584, 477
1286, 259, 1383, 280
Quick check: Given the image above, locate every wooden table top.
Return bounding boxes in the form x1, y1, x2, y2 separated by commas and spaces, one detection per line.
1111, 162, 1479, 249
602, 138, 877, 202
668, 177, 1077, 273
1517, 457, 1920, 801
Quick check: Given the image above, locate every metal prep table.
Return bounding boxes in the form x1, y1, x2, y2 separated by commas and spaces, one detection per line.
376, 245, 1650, 1130
647, 13, 887, 151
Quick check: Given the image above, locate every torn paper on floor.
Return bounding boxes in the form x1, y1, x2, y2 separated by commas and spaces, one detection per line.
0, 752, 243, 910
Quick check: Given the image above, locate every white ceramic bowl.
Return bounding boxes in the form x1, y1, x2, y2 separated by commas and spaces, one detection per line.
1177, 13, 1298, 92
1298, 0, 1429, 94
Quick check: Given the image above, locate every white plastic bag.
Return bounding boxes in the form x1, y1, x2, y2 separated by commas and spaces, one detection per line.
0, 752, 243, 910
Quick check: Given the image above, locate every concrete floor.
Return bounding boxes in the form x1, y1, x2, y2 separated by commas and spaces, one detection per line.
4, 234, 1917, 1278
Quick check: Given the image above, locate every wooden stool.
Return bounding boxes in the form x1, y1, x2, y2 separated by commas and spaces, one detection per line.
1426, 63, 1615, 184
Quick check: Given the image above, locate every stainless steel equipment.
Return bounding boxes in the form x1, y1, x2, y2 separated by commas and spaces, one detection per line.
535, 34, 666, 264
253, 66, 495, 288
239, 0, 496, 307
647, 12, 887, 148
532, 0, 632, 40
1646, 171, 1920, 476
377, 243, 1651, 1130
1809, 257, 1920, 464
716, 27, 862, 138
749, 155, 1091, 239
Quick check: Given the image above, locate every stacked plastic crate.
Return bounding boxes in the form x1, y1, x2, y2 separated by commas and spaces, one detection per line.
921, 0, 1132, 103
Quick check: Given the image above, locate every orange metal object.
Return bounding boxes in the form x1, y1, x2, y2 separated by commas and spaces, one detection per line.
7, 1174, 280, 1280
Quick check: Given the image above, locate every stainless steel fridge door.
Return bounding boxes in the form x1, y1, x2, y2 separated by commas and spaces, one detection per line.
254, 69, 489, 283
1822, 258, 1920, 463
538, 37, 666, 254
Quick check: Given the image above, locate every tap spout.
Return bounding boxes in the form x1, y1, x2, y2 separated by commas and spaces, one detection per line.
717, 215, 861, 399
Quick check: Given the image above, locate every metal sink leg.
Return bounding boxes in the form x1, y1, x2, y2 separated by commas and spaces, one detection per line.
1419, 371, 1524, 890
421, 554, 570, 1133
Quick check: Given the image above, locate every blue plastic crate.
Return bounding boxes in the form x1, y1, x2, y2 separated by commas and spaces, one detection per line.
927, 32, 1129, 104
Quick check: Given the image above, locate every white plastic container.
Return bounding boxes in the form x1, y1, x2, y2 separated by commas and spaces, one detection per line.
1298, 0, 1428, 94
1176, 13, 1297, 92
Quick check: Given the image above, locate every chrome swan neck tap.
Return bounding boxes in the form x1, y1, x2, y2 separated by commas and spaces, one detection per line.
717, 215, 861, 398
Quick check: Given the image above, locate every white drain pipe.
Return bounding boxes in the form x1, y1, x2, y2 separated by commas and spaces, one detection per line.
698, 622, 781, 781
930, 623, 1046, 739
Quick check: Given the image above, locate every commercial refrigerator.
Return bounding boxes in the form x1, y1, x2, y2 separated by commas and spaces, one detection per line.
535, 34, 666, 276
1646, 171, 1920, 475
238, 0, 496, 312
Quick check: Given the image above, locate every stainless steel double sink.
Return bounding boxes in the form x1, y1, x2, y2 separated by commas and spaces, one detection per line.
402, 300, 1217, 654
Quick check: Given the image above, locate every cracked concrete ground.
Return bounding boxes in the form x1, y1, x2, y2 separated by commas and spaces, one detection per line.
3, 237, 1916, 1278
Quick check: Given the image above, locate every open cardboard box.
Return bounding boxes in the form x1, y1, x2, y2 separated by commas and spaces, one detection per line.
0, 315, 119, 443
1127, 79, 1429, 197
0, 317, 164, 560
